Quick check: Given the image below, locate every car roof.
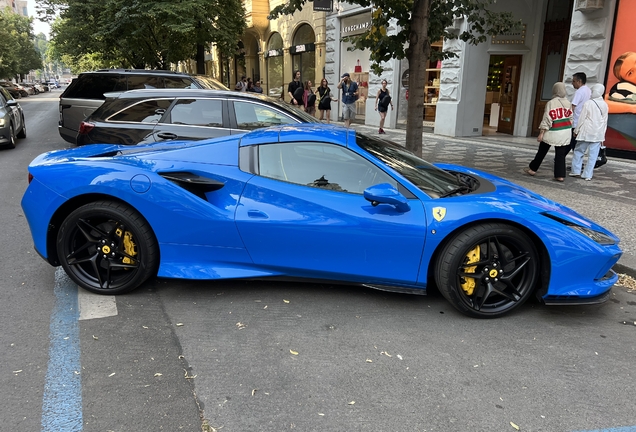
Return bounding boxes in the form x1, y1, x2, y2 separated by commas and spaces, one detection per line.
80, 69, 191, 76
239, 124, 354, 147
107, 88, 272, 101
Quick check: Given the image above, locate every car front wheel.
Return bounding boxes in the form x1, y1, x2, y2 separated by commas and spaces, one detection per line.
435, 223, 539, 318
57, 201, 158, 295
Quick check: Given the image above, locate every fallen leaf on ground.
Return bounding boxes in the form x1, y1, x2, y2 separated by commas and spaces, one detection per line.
176, 323, 184, 327
348, 401, 355, 405
290, 349, 299, 355
283, 299, 290, 303
154, 373, 162, 377
366, 359, 373, 363
108, 373, 116, 377
510, 421, 520, 430
252, 389, 257, 396
92, 335, 98, 340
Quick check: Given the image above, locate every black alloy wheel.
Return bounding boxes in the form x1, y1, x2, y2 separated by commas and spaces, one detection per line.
436, 223, 539, 318
57, 201, 158, 295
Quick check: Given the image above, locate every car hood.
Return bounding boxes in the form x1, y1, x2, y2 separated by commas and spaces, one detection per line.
435, 163, 617, 236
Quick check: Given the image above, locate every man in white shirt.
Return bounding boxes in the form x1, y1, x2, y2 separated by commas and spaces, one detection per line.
565, 72, 591, 156
570, 83, 608, 180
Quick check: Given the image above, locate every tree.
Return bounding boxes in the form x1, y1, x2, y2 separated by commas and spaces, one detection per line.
0, 9, 43, 79
270, 0, 518, 157
37, 0, 246, 72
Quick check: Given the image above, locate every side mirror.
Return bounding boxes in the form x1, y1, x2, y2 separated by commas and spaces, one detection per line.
6, 100, 18, 107
363, 183, 410, 213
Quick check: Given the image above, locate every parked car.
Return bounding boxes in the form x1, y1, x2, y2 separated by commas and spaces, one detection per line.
0, 87, 27, 148
21, 83, 36, 95
22, 124, 622, 318
59, 69, 229, 144
76, 89, 319, 146
0, 81, 23, 99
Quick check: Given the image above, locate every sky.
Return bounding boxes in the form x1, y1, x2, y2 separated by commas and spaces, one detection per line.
27, 0, 51, 37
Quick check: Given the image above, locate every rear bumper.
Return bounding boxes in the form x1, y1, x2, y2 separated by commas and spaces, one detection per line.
58, 125, 77, 144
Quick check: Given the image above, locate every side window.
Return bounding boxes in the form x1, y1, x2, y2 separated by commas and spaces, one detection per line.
167, 99, 224, 126
258, 143, 397, 194
0, 88, 8, 106
127, 76, 165, 90
63, 75, 122, 99
233, 101, 296, 130
165, 77, 197, 89
108, 99, 173, 123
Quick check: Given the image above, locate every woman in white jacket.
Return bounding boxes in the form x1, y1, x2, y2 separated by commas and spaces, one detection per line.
525, 82, 572, 182
570, 84, 608, 181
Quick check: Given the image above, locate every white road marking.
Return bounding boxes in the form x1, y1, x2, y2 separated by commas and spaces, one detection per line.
78, 288, 118, 320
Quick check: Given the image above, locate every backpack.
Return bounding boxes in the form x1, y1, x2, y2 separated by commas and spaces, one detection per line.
293, 86, 304, 105
378, 94, 391, 109
307, 93, 316, 107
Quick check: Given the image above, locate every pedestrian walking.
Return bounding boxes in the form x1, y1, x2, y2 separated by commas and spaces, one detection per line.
316, 78, 336, 123
525, 82, 572, 182
337, 72, 359, 128
288, 70, 303, 106
375, 79, 393, 134
565, 72, 591, 157
235, 75, 247, 92
570, 84, 609, 181
303, 80, 316, 116
250, 80, 263, 94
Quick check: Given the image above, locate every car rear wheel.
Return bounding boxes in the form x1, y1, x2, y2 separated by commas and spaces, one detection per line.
57, 201, 158, 295
435, 223, 539, 318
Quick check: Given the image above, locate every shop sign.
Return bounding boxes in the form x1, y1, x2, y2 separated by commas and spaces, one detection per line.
341, 12, 372, 37
289, 43, 316, 55
265, 49, 283, 58
491, 24, 527, 45
314, 0, 332, 12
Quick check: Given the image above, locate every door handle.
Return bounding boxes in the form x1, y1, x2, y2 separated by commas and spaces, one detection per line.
157, 132, 178, 140
247, 210, 268, 219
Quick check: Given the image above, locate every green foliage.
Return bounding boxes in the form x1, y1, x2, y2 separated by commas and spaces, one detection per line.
0, 8, 43, 79
38, 0, 246, 71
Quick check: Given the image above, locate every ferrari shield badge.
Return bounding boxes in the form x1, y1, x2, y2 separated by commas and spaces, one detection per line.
432, 207, 447, 222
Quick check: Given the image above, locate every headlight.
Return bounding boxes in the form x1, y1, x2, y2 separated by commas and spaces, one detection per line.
568, 225, 616, 245
542, 212, 617, 245
0, 117, 5, 127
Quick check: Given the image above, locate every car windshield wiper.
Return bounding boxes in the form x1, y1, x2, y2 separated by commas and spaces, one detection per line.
438, 185, 473, 198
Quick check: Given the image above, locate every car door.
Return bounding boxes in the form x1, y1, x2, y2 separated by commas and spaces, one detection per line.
149, 97, 231, 142
235, 142, 427, 285
228, 100, 300, 134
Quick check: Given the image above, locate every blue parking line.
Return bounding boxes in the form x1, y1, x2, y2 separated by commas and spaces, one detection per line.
574, 427, 636, 432
41, 268, 83, 431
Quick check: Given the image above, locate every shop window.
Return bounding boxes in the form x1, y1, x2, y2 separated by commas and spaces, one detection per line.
291, 24, 316, 87
267, 33, 284, 98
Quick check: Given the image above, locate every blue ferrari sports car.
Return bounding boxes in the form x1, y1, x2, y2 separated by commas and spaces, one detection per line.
21, 124, 622, 318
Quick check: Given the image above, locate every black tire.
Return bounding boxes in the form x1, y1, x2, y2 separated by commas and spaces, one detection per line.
7, 124, 16, 148
56, 201, 158, 295
16, 117, 26, 139
435, 223, 539, 318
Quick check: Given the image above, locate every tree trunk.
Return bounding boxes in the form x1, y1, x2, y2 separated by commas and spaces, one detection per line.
405, 0, 431, 158
196, 44, 206, 75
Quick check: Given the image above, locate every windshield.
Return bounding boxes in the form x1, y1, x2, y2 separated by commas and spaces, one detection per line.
268, 98, 322, 123
356, 133, 464, 198
192, 76, 230, 90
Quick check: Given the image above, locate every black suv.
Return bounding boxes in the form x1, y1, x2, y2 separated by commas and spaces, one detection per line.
58, 69, 228, 144
76, 89, 319, 146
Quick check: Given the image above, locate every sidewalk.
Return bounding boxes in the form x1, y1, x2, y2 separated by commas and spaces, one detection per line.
338, 121, 636, 276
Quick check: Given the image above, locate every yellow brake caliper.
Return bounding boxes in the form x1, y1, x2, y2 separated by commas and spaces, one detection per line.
116, 228, 137, 265
461, 245, 480, 295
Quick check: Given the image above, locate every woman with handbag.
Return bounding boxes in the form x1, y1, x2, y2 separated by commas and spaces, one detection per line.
375, 79, 393, 134
524, 82, 572, 182
316, 78, 336, 123
303, 80, 316, 116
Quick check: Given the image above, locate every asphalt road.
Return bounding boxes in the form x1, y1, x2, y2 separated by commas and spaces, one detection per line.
2, 94, 635, 432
